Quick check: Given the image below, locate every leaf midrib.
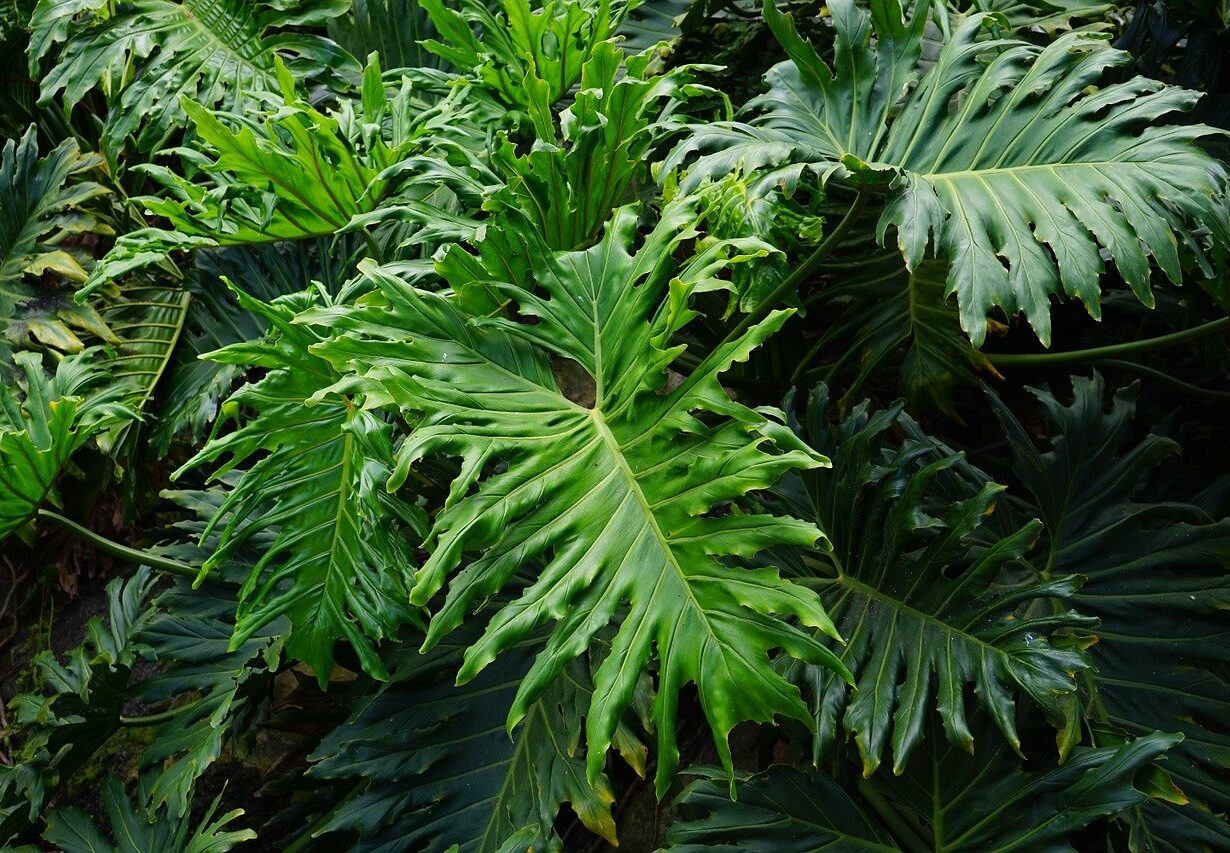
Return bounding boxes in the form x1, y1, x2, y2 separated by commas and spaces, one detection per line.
179, 0, 272, 73
832, 573, 1010, 660
917, 158, 1192, 182
588, 408, 707, 623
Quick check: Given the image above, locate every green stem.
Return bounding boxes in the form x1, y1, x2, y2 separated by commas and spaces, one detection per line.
789, 336, 829, 386
732, 192, 869, 346
360, 228, 385, 264
282, 781, 365, 853
1092, 358, 1230, 401
119, 701, 200, 727
37, 509, 220, 583
988, 316, 1230, 367
686, 191, 870, 391
856, 776, 933, 853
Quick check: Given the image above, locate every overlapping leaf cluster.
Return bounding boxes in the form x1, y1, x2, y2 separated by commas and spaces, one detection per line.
1, 0, 1229, 849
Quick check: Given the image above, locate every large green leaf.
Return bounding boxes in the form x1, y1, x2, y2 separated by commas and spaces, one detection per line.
44, 775, 254, 853
307, 634, 639, 851
134, 580, 283, 819
176, 288, 424, 685
674, 0, 1230, 346
988, 374, 1230, 851
0, 351, 133, 543
668, 721, 1183, 851
0, 127, 110, 349
774, 386, 1093, 776
29, 0, 354, 154
315, 198, 850, 794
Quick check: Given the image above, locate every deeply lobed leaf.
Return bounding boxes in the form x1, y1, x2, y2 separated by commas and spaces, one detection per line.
177, 289, 424, 685
44, 775, 254, 853
987, 374, 1230, 850
30, 0, 354, 154
308, 633, 637, 852
676, 0, 1230, 346
775, 386, 1093, 775
316, 198, 851, 793
668, 721, 1183, 851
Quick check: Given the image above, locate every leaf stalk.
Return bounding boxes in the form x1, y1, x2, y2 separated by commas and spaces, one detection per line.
855, 776, 933, 853
731, 190, 870, 345
988, 316, 1230, 367
36, 509, 220, 583
119, 700, 200, 727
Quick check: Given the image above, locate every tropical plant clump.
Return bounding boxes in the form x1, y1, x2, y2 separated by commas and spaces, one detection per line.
1, 0, 1229, 849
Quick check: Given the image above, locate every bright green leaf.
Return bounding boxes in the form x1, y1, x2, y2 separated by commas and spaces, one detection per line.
315, 198, 850, 794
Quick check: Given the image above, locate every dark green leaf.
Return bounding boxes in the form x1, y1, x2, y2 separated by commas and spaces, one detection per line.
675, 0, 1230, 345
308, 635, 636, 851
990, 374, 1230, 851
668, 721, 1183, 852
0, 569, 155, 843
44, 775, 254, 853
806, 255, 1000, 416
777, 386, 1092, 775
327, 0, 443, 70
668, 764, 897, 851
876, 720, 1182, 851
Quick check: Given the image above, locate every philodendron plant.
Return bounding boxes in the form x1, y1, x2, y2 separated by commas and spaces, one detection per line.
1, 0, 1228, 849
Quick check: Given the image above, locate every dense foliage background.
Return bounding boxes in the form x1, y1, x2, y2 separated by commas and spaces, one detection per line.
0, 0, 1228, 849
